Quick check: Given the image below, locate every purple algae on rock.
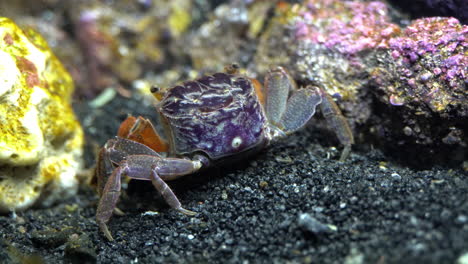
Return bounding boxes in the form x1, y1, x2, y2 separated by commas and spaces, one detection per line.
295, 0, 400, 55
379, 17, 467, 115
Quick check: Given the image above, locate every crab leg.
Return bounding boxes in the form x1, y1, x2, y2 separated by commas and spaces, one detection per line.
96, 165, 125, 241
96, 146, 114, 196
263, 67, 296, 126
149, 165, 198, 216
278, 86, 322, 134
96, 137, 162, 196
263, 68, 323, 135
263, 67, 354, 161
96, 154, 201, 241
317, 88, 354, 161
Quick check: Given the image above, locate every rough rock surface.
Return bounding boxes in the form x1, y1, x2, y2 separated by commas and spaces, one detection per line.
0, 17, 84, 212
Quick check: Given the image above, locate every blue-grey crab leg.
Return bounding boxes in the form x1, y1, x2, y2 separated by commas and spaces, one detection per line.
96, 153, 201, 241
264, 67, 296, 126
263, 68, 354, 161
279, 86, 354, 161
278, 86, 322, 134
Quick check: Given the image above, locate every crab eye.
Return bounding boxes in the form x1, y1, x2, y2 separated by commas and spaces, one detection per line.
231, 136, 242, 148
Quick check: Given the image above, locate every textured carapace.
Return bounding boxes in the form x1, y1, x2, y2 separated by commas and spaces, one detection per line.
160, 73, 267, 159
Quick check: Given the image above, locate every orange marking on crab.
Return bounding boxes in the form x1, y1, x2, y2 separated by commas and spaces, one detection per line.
117, 115, 137, 138
276, 1, 290, 12
251, 78, 266, 107
118, 115, 169, 152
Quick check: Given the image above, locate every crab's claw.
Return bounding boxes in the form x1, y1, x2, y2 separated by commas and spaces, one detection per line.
117, 116, 169, 153
262, 67, 354, 161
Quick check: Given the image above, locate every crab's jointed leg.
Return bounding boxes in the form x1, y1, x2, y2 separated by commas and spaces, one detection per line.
263, 67, 296, 127
96, 146, 115, 197
262, 67, 354, 161
96, 137, 162, 196
96, 138, 201, 241
96, 164, 124, 241
317, 88, 354, 161
278, 86, 322, 133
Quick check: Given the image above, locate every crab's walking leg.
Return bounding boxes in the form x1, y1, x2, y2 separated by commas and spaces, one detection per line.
149, 166, 197, 216
278, 86, 322, 133
263, 67, 354, 161
263, 67, 322, 135
96, 165, 125, 241
317, 88, 354, 161
96, 137, 163, 198
96, 146, 114, 196
263, 67, 296, 126
96, 154, 201, 241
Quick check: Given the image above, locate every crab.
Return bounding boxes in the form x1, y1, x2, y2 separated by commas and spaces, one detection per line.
96, 65, 354, 241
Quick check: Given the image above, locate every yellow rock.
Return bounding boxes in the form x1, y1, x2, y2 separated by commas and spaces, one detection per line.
0, 17, 84, 212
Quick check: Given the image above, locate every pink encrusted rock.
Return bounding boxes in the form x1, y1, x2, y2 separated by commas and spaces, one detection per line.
384, 17, 467, 113
389, 17, 466, 64
295, 0, 400, 55
284, 0, 405, 105
369, 16, 467, 156
290, 1, 466, 115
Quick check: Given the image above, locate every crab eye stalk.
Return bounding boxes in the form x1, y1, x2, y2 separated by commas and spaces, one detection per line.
224, 63, 240, 74
150, 85, 164, 101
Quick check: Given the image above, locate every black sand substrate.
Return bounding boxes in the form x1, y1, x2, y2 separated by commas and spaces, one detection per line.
0, 93, 467, 264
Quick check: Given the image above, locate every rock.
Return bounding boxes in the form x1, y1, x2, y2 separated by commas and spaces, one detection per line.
378, 17, 467, 116
0, 239, 45, 264
0, 17, 84, 212
31, 227, 75, 248
64, 233, 97, 264
189, 0, 250, 72
258, 0, 402, 101
69, 0, 193, 98
4, 0, 196, 99
298, 213, 337, 234
457, 252, 468, 264
255, 0, 467, 166
369, 17, 467, 164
